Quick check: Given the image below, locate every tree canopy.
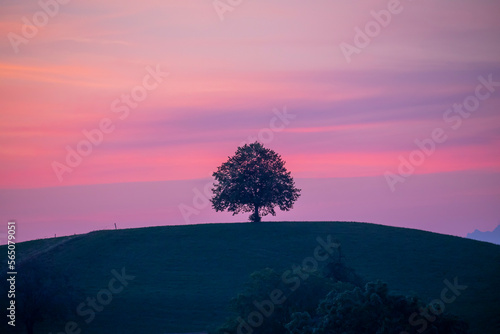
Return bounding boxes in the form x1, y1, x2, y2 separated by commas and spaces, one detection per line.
214, 259, 469, 334
211, 142, 301, 222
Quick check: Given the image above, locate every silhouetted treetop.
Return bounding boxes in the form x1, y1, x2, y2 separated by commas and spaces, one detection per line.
211, 142, 301, 222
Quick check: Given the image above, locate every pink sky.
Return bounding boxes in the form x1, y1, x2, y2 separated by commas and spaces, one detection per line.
1, 0, 500, 243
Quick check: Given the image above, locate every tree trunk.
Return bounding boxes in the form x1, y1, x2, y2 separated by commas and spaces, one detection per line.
253, 205, 261, 222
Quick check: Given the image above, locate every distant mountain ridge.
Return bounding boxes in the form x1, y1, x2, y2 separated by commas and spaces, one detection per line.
467, 224, 500, 245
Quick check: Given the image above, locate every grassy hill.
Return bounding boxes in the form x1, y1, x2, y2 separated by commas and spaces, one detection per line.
2, 222, 500, 333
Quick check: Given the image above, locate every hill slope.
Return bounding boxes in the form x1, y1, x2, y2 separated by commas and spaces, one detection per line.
2, 222, 500, 333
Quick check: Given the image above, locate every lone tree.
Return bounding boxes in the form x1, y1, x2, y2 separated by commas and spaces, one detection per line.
211, 142, 301, 222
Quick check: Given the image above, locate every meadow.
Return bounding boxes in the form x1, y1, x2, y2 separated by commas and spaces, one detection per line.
2, 221, 499, 333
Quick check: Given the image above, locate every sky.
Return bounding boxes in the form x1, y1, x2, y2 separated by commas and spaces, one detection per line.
1, 0, 499, 243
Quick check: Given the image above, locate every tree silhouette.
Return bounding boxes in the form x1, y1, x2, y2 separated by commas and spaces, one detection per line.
211, 142, 301, 222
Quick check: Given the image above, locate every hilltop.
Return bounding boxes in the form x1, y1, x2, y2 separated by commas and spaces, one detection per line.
2, 222, 499, 333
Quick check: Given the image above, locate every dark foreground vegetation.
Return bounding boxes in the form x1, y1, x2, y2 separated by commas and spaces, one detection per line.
214, 250, 469, 333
